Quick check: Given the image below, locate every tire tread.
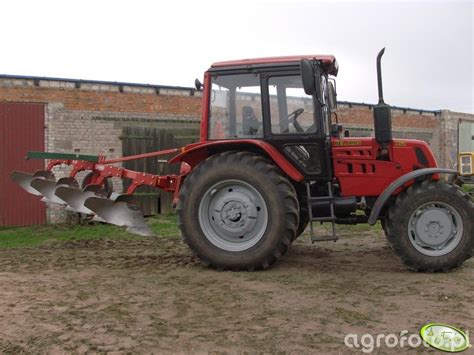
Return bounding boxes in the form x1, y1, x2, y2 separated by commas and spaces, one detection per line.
177, 151, 299, 271
385, 180, 474, 272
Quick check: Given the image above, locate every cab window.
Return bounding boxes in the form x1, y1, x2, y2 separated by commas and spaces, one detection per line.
268, 75, 316, 134
208, 73, 263, 139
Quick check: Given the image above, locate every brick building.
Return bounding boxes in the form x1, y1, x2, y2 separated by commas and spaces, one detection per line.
0, 74, 472, 225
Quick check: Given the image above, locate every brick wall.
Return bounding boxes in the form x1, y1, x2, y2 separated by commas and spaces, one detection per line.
439, 110, 474, 168
0, 76, 471, 223
0, 77, 201, 222
335, 103, 443, 165
0, 79, 201, 114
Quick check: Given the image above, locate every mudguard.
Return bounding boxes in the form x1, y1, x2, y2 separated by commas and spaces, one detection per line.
368, 168, 458, 225
169, 139, 304, 182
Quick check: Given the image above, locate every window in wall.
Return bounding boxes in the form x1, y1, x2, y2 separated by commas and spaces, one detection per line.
459, 121, 474, 152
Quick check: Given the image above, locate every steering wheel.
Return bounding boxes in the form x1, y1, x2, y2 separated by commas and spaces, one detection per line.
287, 108, 305, 132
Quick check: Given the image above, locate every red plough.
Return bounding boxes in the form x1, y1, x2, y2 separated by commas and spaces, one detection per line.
11, 148, 188, 236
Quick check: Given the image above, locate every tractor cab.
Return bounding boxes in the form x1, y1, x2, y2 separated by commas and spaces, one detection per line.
204, 55, 338, 180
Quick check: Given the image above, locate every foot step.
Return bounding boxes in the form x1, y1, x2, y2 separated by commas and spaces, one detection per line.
306, 181, 339, 243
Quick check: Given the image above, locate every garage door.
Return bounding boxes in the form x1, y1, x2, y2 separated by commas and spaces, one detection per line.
0, 103, 46, 225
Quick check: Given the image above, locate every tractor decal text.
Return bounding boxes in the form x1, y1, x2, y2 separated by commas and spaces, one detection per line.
333, 140, 363, 147
393, 141, 407, 147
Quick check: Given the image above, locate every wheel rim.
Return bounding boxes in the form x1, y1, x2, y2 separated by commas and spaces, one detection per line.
408, 201, 463, 256
198, 179, 268, 252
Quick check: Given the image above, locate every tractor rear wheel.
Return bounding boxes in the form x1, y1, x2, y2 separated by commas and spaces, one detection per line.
385, 180, 474, 272
177, 151, 299, 270
295, 208, 309, 240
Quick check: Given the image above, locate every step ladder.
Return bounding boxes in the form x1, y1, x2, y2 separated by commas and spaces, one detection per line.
306, 181, 338, 243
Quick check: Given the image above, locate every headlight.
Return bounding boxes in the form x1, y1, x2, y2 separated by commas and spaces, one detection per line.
459, 153, 473, 176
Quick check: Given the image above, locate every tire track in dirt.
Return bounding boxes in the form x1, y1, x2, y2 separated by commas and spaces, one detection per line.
0, 231, 472, 353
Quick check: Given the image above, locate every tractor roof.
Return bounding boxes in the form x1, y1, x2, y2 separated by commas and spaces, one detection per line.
211, 55, 338, 76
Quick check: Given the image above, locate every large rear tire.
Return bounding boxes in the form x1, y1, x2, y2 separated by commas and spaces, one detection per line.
177, 151, 299, 270
295, 209, 309, 240
385, 180, 474, 272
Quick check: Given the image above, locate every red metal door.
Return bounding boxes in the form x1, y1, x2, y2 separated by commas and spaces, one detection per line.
0, 103, 46, 226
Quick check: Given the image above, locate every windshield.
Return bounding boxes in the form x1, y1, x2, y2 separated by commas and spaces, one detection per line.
207, 72, 328, 140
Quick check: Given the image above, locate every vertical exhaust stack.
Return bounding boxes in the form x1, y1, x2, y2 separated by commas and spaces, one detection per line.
373, 48, 392, 147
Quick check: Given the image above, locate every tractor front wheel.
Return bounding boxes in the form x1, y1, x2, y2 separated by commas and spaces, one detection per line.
385, 180, 474, 272
177, 151, 299, 270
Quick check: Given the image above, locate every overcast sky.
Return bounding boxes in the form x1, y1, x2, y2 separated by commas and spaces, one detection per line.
1, 0, 472, 112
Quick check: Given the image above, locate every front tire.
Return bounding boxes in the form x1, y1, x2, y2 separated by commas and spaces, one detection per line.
381, 218, 394, 250
177, 151, 299, 271
385, 180, 474, 272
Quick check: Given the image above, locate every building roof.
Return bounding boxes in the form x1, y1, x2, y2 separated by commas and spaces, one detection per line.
0, 74, 443, 115
0, 74, 196, 93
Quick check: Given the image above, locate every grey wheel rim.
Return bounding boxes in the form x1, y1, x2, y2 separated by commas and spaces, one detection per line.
198, 179, 268, 252
408, 201, 464, 256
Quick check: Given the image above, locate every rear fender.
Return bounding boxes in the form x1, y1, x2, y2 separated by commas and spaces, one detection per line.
368, 168, 458, 225
169, 139, 304, 182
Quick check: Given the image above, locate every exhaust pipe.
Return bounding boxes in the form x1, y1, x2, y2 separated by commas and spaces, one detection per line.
376, 48, 386, 104
373, 48, 392, 148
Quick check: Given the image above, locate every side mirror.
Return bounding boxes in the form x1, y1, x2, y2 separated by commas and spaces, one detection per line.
301, 59, 316, 95
194, 78, 202, 90
328, 81, 337, 109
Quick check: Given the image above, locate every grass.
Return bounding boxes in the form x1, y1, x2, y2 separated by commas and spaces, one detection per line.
461, 183, 473, 196
148, 215, 180, 238
316, 221, 382, 235
0, 212, 381, 250
0, 214, 179, 249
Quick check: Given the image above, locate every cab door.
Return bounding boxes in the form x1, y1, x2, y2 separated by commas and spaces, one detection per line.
261, 71, 332, 181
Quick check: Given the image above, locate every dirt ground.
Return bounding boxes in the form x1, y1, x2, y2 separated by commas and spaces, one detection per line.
0, 225, 472, 354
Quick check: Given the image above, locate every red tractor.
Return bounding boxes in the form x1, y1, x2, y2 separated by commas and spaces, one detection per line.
12, 49, 474, 272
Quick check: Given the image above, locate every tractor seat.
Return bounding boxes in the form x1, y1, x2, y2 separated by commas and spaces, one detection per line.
242, 106, 262, 136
